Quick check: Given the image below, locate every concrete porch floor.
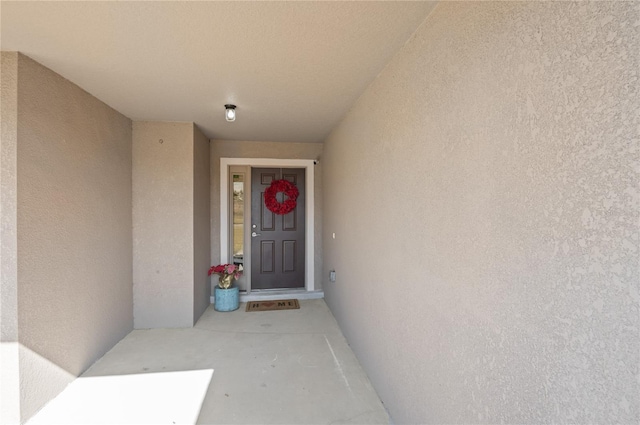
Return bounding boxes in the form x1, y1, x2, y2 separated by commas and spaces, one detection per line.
28, 300, 389, 424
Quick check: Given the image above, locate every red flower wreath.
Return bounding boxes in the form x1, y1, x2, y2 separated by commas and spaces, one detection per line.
264, 179, 299, 215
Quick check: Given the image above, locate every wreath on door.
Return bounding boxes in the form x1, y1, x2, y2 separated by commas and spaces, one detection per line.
264, 179, 299, 215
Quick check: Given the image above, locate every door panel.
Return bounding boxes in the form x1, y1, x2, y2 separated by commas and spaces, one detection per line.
251, 168, 305, 289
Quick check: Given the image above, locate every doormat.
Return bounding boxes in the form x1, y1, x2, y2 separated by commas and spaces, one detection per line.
246, 299, 300, 312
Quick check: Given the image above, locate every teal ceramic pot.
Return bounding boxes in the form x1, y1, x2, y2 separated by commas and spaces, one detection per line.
214, 285, 239, 312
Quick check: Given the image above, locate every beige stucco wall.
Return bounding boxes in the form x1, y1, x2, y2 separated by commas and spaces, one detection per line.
133, 121, 210, 328
133, 122, 193, 328
193, 126, 211, 322
5, 53, 134, 422
210, 140, 323, 290
1, 51, 21, 425
322, 2, 639, 424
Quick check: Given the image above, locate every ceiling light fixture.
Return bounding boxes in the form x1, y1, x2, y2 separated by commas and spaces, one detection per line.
224, 104, 236, 122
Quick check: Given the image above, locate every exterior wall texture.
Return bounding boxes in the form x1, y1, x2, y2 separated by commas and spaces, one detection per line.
6, 53, 134, 422
322, 2, 639, 424
210, 140, 323, 290
133, 121, 210, 328
1, 51, 21, 425
133, 121, 194, 329
193, 126, 211, 322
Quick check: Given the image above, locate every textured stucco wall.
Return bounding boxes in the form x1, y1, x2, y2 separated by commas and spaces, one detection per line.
133, 121, 195, 329
210, 140, 323, 290
1, 51, 21, 424
193, 126, 211, 322
11, 53, 133, 422
322, 2, 639, 424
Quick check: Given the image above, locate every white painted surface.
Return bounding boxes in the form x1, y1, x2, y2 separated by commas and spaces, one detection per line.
1, 1, 437, 142
7, 53, 133, 422
220, 157, 315, 292
323, 2, 639, 423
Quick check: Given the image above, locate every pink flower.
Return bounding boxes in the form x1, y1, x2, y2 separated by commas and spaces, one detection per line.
208, 264, 242, 280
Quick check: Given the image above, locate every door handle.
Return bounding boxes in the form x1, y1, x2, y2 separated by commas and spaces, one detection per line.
251, 232, 261, 238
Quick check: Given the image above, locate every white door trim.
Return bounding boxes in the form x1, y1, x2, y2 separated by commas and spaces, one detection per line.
220, 158, 315, 292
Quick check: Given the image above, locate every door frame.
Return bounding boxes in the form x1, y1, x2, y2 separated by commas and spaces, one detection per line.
220, 158, 315, 292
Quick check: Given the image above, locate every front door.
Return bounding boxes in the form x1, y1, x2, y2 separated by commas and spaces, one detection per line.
250, 168, 305, 289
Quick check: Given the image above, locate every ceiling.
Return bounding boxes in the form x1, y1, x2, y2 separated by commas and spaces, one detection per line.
1, 1, 437, 143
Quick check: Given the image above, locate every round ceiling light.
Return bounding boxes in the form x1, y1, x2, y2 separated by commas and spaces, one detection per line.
224, 104, 236, 122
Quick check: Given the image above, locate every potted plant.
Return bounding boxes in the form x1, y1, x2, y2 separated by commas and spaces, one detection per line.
209, 264, 242, 311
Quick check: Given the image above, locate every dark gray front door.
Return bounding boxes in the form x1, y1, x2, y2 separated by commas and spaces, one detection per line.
251, 168, 305, 289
